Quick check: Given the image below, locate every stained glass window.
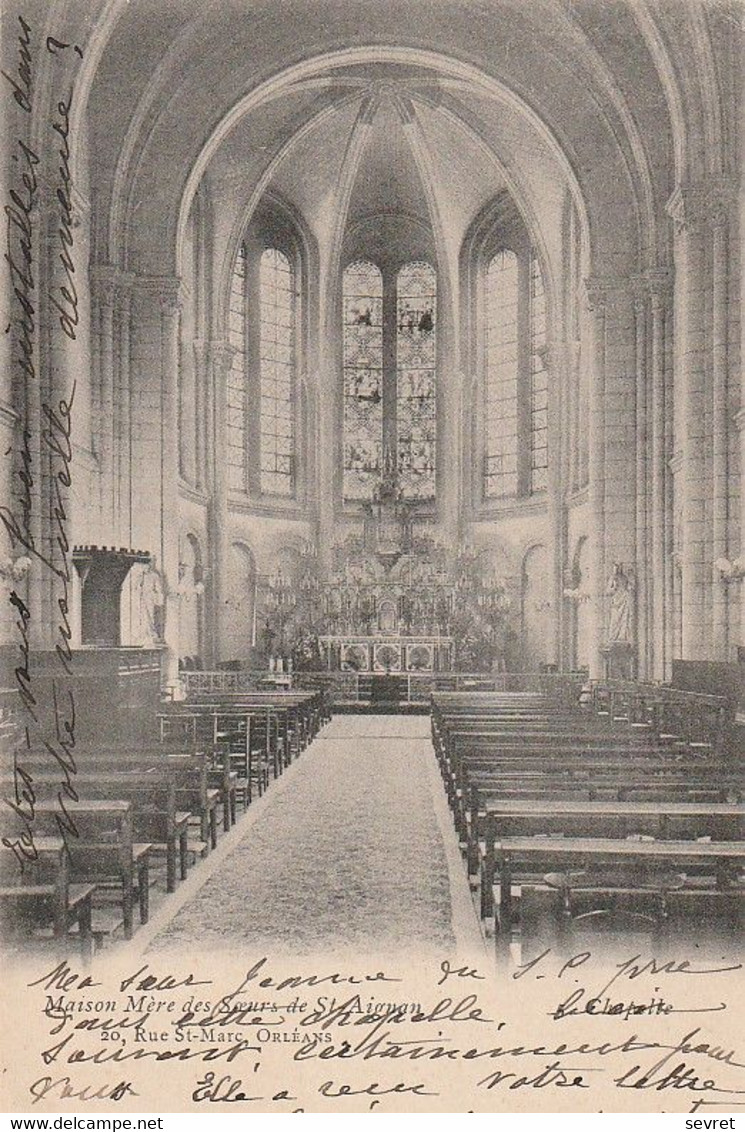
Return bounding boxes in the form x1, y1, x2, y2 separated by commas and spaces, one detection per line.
530, 251, 548, 492
484, 250, 519, 498
259, 248, 295, 496
342, 261, 383, 500
227, 244, 247, 492
396, 262, 436, 500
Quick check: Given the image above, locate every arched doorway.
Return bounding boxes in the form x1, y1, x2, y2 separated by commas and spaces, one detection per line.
178, 533, 205, 667
222, 542, 258, 664
521, 544, 554, 670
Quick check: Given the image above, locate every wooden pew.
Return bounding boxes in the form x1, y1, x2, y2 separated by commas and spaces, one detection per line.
476, 799, 744, 918
487, 836, 744, 943
0, 773, 190, 894
589, 682, 731, 754
0, 837, 97, 959
182, 689, 324, 760
451, 760, 741, 845
160, 705, 276, 799
26, 800, 151, 939
74, 751, 221, 851
431, 689, 743, 954
15, 749, 222, 854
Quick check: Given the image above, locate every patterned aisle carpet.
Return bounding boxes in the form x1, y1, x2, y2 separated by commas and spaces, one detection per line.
147, 715, 457, 956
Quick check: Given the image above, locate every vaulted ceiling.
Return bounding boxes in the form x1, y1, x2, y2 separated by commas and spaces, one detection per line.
63, 0, 739, 280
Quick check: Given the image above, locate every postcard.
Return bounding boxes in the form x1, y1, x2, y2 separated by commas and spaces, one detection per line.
1, 0, 743, 1115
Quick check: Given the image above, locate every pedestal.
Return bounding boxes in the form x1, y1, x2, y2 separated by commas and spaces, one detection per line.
601, 642, 636, 681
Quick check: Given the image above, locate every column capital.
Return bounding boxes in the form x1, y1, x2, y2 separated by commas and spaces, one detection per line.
115, 270, 137, 291
535, 343, 552, 368
41, 185, 88, 236
116, 275, 136, 313
584, 275, 633, 311
666, 185, 706, 234
395, 94, 416, 126
666, 183, 734, 234
91, 264, 119, 305
359, 93, 378, 126
210, 339, 239, 375
669, 450, 685, 475
0, 399, 20, 429
709, 179, 735, 229
91, 266, 139, 307
633, 268, 673, 310
192, 336, 209, 364
133, 275, 183, 313
584, 277, 608, 312
71, 185, 91, 219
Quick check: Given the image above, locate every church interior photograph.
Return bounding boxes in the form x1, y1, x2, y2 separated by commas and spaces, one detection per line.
0, 0, 743, 965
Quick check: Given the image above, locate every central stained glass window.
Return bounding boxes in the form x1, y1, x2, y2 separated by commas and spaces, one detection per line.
396, 262, 436, 500
342, 261, 384, 501
342, 259, 437, 502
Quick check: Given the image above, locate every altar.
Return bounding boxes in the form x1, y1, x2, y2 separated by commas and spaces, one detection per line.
319, 635, 453, 673
260, 446, 514, 677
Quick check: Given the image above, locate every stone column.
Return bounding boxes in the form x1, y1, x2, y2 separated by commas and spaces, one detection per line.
157, 282, 182, 689
711, 199, 730, 658
567, 340, 581, 494
646, 274, 671, 679
633, 290, 648, 677
666, 187, 710, 659
42, 194, 92, 647
545, 344, 564, 668
130, 276, 183, 683
736, 409, 745, 649
208, 341, 236, 666
117, 275, 134, 548
93, 266, 117, 541
193, 337, 208, 494
584, 278, 607, 679
437, 287, 461, 552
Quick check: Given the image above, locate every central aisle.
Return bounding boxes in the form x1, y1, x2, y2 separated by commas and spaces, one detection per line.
143, 715, 470, 957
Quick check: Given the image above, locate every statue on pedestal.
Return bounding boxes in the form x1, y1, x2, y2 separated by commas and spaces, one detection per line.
606, 562, 634, 646
140, 564, 165, 645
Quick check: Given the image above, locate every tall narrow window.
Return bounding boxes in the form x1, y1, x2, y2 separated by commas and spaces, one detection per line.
396, 262, 436, 499
227, 244, 247, 492
342, 261, 383, 500
259, 248, 295, 496
484, 250, 519, 498
530, 251, 548, 492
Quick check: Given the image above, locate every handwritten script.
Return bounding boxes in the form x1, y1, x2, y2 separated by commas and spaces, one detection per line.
0, 947, 738, 1112
2, 15, 82, 863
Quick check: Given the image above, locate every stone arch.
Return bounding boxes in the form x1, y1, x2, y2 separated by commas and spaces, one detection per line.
460, 193, 561, 509
178, 531, 205, 666
520, 543, 554, 670
218, 189, 319, 380
106, 45, 629, 280
71, 9, 726, 289
222, 541, 258, 664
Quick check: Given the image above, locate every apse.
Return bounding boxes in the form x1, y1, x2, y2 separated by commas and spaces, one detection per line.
172, 57, 567, 675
